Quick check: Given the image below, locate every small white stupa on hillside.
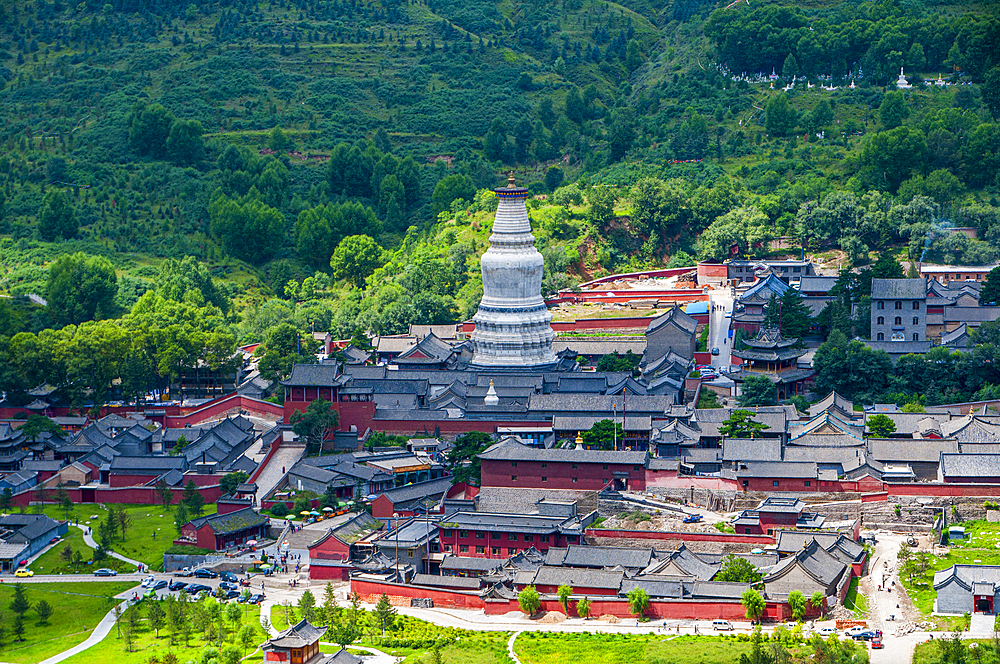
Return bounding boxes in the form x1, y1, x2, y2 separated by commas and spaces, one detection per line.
896, 67, 912, 89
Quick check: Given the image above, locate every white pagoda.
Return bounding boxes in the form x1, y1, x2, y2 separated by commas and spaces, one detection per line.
469, 175, 557, 369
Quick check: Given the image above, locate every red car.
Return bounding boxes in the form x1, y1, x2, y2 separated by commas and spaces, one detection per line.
871, 637, 883, 649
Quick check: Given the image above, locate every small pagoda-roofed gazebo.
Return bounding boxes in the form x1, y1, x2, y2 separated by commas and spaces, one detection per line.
729, 326, 813, 400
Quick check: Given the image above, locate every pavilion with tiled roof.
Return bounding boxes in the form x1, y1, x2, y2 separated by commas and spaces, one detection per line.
729, 327, 813, 400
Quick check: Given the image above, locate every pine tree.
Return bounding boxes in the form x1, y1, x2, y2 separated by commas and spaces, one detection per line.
374, 593, 396, 635
9, 584, 30, 617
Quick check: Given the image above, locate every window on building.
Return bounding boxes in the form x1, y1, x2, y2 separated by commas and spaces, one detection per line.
444, 544, 453, 552
509, 533, 518, 541
877, 317, 884, 325
524, 534, 533, 542
541, 477, 547, 482
877, 333, 885, 341
511, 462, 517, 467
913, 301, 920, 310
877, 301, 885, 310
572, 477, 578, 483
476, 546, 485, 554
773, 480, 779, 487
442, 529, 452, 537
407, 549, 415, 557
492, 547, 500, 555
541, 463, 546, 468
567, 536, 578, 543
913, 333, 919, 341
895, 301, 902, 309
572, 464, 578, 469
634, 465, 642, 470
476, 531, 485, 539
793, 267, 801, 273
459, 545, 469, 553
913, 317, 919, 325
541, 535, 549, 543
508, 548, 517, 555
459, 530, 468, 538
894, 316, 902, 325
511, 475, 517, 480
804, 481, 811, 487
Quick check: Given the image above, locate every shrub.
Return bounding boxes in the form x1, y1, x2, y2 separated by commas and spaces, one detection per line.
270, 503, 289, 517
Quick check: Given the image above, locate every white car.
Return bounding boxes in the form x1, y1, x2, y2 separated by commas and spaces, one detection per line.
140, 576, 155, 588
819, 627, 838, 636
845, 626, 867, 637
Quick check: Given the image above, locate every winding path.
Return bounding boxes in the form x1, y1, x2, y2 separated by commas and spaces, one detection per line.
73, 524, 144, 569
507, 632, 523, 664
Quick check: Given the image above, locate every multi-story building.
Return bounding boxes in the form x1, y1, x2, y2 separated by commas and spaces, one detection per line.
870, 278, 926, 343
920, 263, 999, 284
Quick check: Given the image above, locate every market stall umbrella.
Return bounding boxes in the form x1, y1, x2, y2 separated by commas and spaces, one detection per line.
246, 540, 258, 546
260, 564, 272, 570
310, 510, 321, 516
300, 511, 312, 516
321, 507, 334, 512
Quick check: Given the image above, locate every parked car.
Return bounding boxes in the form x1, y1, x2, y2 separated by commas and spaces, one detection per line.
854, 630, 877, 641
14, 568, 33, 578
185, 584, 211, 594
247, 593, 265, 604
223, 589, 241, 600
141, 576, 156, 588
682, 514, 703, 523
818, 627, 837, 636
711, 347, 720, 356
168, 581, 187, 592
151, 580, 169, 591
871, 637, 883, 649
220, 571, 238, 583
845, 626, 866, 638
219, 582, 238, 591
49, 537, 61, 544
143, 589, 158, 600
194, 569, 218, 579
173, 568, 194, 577
93, 568, 117, 577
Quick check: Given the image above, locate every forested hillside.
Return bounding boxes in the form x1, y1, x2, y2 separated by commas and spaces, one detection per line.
0, 0, 998, 409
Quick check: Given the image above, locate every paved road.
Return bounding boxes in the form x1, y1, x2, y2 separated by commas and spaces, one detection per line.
256, 444, 306, 504
707, 289, 734, 371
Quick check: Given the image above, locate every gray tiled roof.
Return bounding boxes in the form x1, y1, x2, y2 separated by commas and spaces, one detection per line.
282, 363, 343, 386
267, 620, 328, 649
871, 278, 925, 299
722, 438, 781, 462
440, 511, 573, 535
411, 573, 482, 589
646, 305, 698, 335
110, 456, 186, 473
188, 507, 267, 535
549, 545, 653, 570
375, 477, 452, 506
940, 453, 1000, 478
765, 539, 846, 588
527, 566, 625, 590
441, 556, 503, 573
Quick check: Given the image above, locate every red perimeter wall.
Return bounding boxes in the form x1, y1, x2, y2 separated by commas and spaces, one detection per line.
350, 578, 802, 620
12, 482, 224, 507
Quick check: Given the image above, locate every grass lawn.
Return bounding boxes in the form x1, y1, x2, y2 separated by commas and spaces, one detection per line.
31, 502, 217, 571
515, 633, 818, 664
0, 581, 135, 664
272, 605, 510, 663
844, 577, 869, 618
31, 527, 133, 575
65, 599, 262, 664
912, 637, 1000, 664
901, 520, 1000, 615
